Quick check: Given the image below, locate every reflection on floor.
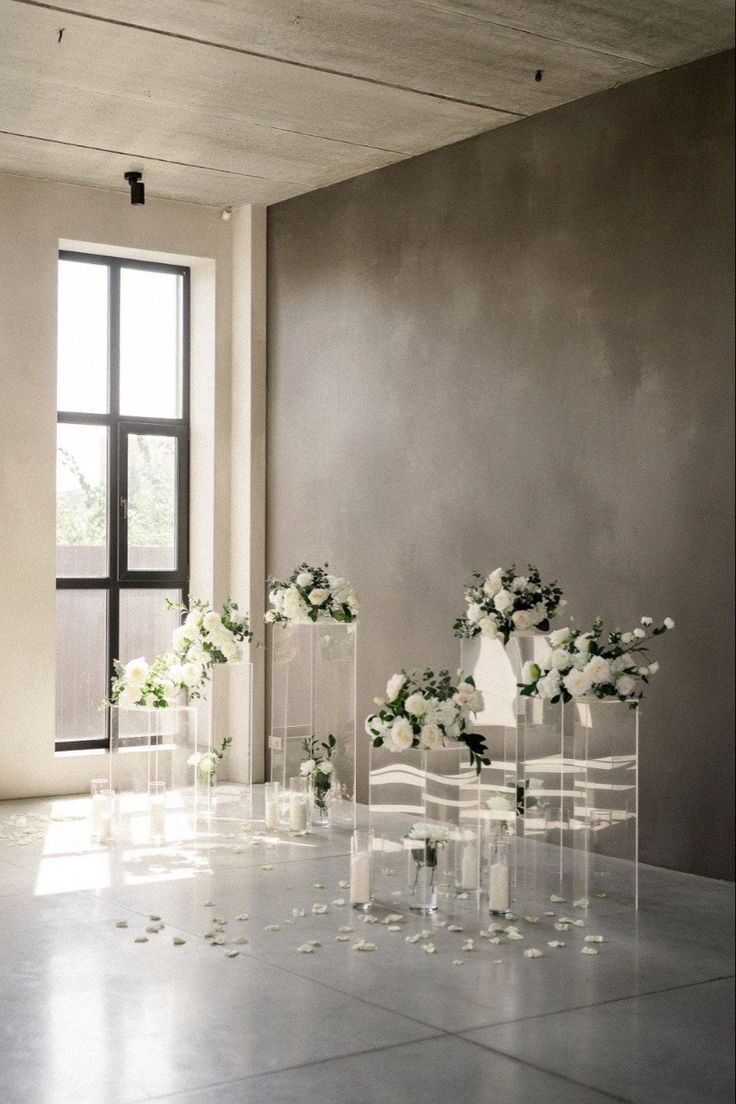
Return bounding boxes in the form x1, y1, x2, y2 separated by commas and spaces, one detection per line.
0, 787, 733, 1104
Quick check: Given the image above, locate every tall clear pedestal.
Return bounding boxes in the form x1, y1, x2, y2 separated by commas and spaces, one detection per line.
569, 699, 639, 909
461, 632, 566, 907
368, 746, 481, 909
269, 623, 356, 828
108, 704, 203, 845
209, 660, 254, 834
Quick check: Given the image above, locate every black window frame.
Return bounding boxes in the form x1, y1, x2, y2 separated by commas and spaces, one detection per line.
56, 250, 190, 752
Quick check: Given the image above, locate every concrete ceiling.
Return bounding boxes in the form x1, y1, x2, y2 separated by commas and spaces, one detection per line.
0, 0, 733, 207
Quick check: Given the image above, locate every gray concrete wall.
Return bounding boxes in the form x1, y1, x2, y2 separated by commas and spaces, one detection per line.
266, 52, 735, 880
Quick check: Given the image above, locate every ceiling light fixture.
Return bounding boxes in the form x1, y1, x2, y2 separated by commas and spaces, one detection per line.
124, 171, 145, 205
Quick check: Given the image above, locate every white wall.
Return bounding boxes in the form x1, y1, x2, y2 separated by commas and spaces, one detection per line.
0, 173, 264, 798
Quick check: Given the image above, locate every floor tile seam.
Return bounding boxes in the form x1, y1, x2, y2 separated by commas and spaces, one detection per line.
452, 973, 736, 1032
120, 1032, 450, 1104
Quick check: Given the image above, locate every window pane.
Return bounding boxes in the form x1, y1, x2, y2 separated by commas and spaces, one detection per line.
56, 423, 108, 577
120, 268, 183, 417
119, 589, 181, 665
57, 259, 108, 413
56, 589, 107, 744
127, 433, 177, 571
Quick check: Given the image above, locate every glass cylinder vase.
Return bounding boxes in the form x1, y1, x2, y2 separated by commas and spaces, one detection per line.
288, 776, 310, 834
264, 781, 281, 831
405, 838, 443, 914
488, 827, 511, 915
350, 829, 373, 910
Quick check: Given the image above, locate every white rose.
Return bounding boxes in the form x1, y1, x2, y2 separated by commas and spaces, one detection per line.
585, 655, 611, 684
346, 590, 359, 611
386, 673, 406, 701
521, 661, 540, 684
563, 668, 593, 697
493, 589, 514, 614
512, 608, 535, 631
575, 634, 593, 652
181, 661, 203, 688
296, 572, 313, 588
117, 687, 140, 709
282, 587, 310, 622
264, 610, 277, 623
537, 670, 561, 699
479, 617, 498, 639
420, 723, 443, 749
548, 648, 570, 671
483, 568, 504, 597
640, 616, 653, 626
620, 632, 634, 644
203, 611, 222, 632
633, 627, 646, 639
648, 661, 660, 675
331, 578, 351, 604
269, 589, 284, 611
549, 627, 572, 646
616, 674, 636, 696
466, 602, 483, 624
511, 576, 528, 592
124, 657, 149, 686
664, 618, 675, 630
405, 692, 428, 717
445, 722, 461, 740
611, 655, 630, 674
318, 760, 334, 775
308, 588, 329, 606
434, 699, 457, 728
185, 610, 203, 628
467, 689, 484, 713
389, 717, 414, 751
160, 680, 178, 701
300, 759, 315, 776
533, 603, 548, 624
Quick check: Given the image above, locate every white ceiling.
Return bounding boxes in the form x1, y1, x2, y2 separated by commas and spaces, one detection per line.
0, 0, 733, 207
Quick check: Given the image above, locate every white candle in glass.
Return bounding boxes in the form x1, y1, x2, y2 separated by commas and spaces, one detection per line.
289, 794, 308, 832
350, 830, 373, 908
460, 840, 479, 891
149, 781, 166, 841
488, 862, 510, 913
264, 782, 280, 830
91, 793, 107, 839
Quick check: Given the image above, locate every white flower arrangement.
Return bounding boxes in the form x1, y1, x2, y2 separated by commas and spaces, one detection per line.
454, 564, 564, 645
265, 563, 358, 625
365, 668, 489, 773
518, 616, 675, 706
188, 736, 233, 782
300, 734, 336, 813
107, 597, 256, 708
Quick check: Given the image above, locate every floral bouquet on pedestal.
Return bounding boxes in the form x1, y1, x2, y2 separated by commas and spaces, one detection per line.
518, 616, 675, 706
454, 564, 564, 645
265, 563, 358, 625
365, 669, 489, 773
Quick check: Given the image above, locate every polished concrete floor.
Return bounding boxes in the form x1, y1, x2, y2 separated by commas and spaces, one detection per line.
0, 788, 733, 1104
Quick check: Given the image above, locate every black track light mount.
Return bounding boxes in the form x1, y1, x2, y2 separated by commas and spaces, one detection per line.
124, 171, 145, 205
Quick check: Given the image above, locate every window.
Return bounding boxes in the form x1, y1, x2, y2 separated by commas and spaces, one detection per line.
56, 252, 190, 750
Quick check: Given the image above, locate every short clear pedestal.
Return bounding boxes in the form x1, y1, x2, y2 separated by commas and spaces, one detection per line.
269, 623, 356, 829
368, 745, 481, 909
568, 698, 639, 909
108, 704, 204, 845
461, 632, 566, 908
207, 660, 255, 834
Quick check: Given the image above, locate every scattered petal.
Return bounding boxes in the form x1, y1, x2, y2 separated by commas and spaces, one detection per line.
115, 920, 128, 929
447, 925, 464, 933
292, 908, 306, 918
405, 934, 421, 944
461, 940, 475, 952
363, 914, 379, 924
338, 926, 354, 933
311, 904, 328, 915
505, 913, 518, 921
134, 936, 148, 943
312, 883, 325, 889
422, 943, 436, 954
595, 892, 608, 899
172, 937, 186, 946
571, 920, 586, 928
523, 916, 539, 924
337, 879, 349, 888
203, 901, 215, 907
456, 892, 469, 900
584, 935, 605, 943
544, 911, 556, 917
452, 959, 464, 966
506, 931, 524, 941
554, 923, 571, 932
332, 898, 346, 907
573, 898, 589, 909
382, 914, 404, 924
550, 895, 566, 903
419, 930, 432, 939
232, 847, 244, 854
297, 943, 314, 954
264, 925, 280, 932
581, 946, 599, 956
352, 940, 377, 952
212, 937, 226, 945
524, 948, 544, 959
145, 925, 162, 934
149, 914, 162, 921
493, 959, 504, 964
335, 935, 350, 942
434, 920, 447, 928
225, 949, 240, 958
489, 937, 502, 945
387, 925, 402, 932
547, 940, 566, 948
236, 914, 249, 921
232, 936, 249, 945
381, 867, 395, 876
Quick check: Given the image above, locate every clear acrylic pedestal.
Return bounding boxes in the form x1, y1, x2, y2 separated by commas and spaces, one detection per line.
568, 698, 639, 909
108, 704, 204, 845
461, 632, 567, 908
368, 745, 481, 909
269, 623, 356, 829
207, 660, 255, 833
